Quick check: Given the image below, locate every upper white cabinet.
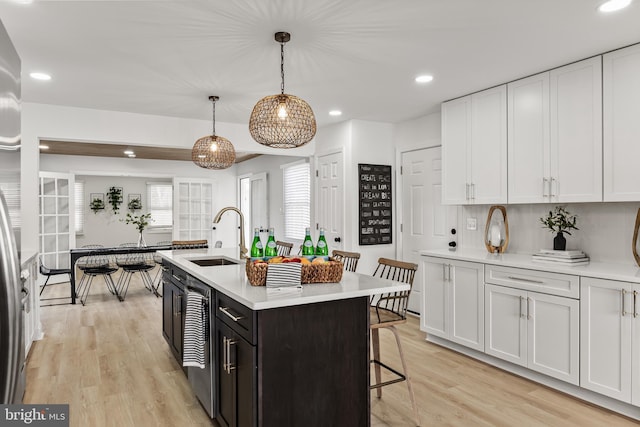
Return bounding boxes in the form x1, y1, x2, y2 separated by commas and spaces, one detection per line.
508, 56, 602, 204
442, 85, 507, 205
603, 44, 640, 201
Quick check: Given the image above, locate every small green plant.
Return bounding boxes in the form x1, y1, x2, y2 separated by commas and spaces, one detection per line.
128, 197, 142, 211
539, 206, 579, 235
107, 187, 123, 213
122, 212, 153, 232
89, 197, 105, 213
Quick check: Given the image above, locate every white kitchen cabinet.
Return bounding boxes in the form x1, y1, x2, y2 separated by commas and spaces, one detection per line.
485, 283, 579, 385
422, 257, 484, 351
580, 277, 640, 404
603, 44, 640, 201
508, 56, 602, 204
442, 85, 506, 205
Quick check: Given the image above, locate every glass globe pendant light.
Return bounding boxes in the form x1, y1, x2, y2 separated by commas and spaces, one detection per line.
192, 95, 236, 169
249, 32, 317, 149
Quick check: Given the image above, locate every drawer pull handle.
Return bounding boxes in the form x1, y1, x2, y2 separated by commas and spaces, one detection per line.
219, 306, 244, 322
507, 276, 544, 284
172, 274, 182, 283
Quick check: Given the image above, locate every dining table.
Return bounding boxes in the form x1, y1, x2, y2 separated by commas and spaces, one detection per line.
68, 244, 172, 304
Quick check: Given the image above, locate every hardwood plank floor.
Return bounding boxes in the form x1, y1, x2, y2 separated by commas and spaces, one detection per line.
30, 273, 638, 426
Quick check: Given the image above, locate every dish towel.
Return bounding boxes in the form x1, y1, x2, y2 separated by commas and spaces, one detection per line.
183, 291, 206, 369
266, 263, 302, 288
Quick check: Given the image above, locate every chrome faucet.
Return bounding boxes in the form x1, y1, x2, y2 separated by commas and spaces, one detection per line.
213, 207, 248, 259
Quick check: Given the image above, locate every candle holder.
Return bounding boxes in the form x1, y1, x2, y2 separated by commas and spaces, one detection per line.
484, 205, 509, 254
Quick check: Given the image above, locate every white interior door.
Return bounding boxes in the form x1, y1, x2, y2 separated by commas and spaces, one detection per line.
173, 178, 214, 243
316, 152, 344, 253
250, 172, 268, 234
401, 147, 457, 314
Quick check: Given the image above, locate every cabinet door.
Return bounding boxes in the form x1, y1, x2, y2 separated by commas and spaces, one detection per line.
485, 284, 527, 367
421, 258, 448, 337
603, 44, 640, 201
550, 56, 602, 202
580, 277, 632, 403
527, 292, 579, 385
470, 85, 507, 204
162, 279, 172, 344
449, 260, 484, 351
171, 284, 185, 360
441, 96, 471, 205
507, 73, 550, 204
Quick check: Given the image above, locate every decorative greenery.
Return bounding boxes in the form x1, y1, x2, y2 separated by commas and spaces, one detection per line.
122, 212, 153, 232
539, 206, 579, 235
128, 197, 142, 211
107, 187, 123, 213
89, 197, 105, 213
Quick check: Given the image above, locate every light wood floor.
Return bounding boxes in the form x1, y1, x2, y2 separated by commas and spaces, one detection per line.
31, 273, 638, 427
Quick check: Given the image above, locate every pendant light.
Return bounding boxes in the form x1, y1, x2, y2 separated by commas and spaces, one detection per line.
249, 31, 317, 149
192, 96, 236, 169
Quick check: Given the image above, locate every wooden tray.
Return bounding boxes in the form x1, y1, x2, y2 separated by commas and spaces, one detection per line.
245, 258, 344, 286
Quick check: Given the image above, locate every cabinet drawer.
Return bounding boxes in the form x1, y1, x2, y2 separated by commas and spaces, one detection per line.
169, 265, 188, 288
485, 265, 579, 299
216, 291, 257, 345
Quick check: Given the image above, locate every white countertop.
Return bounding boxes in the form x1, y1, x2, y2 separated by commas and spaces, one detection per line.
420, 248, 640, 284
158, 248, 410, 310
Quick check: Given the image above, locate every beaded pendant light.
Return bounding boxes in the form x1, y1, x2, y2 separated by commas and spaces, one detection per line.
192, 96, 236, 169
249, 32, 316, 149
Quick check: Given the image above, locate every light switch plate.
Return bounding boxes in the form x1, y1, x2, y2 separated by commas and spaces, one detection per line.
466, 217, 477, 231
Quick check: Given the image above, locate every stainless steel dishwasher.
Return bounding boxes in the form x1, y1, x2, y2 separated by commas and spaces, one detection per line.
185, 275, 215, 418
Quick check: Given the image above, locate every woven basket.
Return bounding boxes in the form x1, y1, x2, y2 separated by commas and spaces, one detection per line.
245, 258, 344, 287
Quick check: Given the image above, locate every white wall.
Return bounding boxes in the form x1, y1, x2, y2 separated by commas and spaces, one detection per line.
393, 112, 441, 152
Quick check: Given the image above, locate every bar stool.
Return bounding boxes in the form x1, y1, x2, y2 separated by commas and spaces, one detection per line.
370, 257, 420, 426
151, 240, 172, 295
171, 239, 208, 249
115, 243, 156, 301
38, 255, 72, 306
276, 241, 293, 256
331, 249, 360, 272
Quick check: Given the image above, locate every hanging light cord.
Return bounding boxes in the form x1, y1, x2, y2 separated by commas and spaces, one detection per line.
280, 41, 285, 95
211, 98, 216, 135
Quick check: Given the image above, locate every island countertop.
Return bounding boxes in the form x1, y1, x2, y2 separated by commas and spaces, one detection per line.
157, 248, 409, 310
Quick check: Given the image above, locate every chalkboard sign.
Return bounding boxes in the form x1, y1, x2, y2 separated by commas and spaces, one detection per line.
358, 164, 392, 245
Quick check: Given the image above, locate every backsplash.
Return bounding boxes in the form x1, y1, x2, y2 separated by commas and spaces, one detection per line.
458, 202, 640, 265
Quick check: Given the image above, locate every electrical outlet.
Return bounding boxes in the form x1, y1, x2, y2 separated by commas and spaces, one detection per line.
466, 217, 477, 231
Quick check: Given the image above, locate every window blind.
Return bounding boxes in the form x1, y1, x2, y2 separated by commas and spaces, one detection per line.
147, 183, 173, 228
74, 181, 84, 234
282, 162, 310, 240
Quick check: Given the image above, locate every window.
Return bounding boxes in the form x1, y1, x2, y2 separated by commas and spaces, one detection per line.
282, 161, 310, 240
147, 182, 173, 229
74, 181, 84, 234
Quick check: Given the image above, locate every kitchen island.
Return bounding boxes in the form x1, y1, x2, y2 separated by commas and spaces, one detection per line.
158, 248, 409, 427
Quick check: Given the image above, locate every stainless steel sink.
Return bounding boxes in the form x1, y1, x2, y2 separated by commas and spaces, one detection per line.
188, 257, 238, 267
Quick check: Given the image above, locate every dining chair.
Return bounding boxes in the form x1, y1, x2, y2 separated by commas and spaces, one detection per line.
331, 249, 360, 272
370, 257, 420, 426
76, 253, 118, 305
115, 243, 156, 301
275, 240, 294, 256
38, 255, 72, 306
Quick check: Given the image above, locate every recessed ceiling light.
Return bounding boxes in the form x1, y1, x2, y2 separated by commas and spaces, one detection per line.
329, 110, 342, 116
29, 72, 51, 81
415, 75, 434, 83
598, 0, 632, 12
13, 0, 33, 4
39, 144, 49, 150
127, 154, 136, 158
124, 150, 134, 155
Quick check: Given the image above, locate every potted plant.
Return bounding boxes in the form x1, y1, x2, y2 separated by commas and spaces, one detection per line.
89, 197, 105, 213
122, 212, 153, 247
107, 186, 123, 213
539, 206, 578, 250
128, 197, 142, 211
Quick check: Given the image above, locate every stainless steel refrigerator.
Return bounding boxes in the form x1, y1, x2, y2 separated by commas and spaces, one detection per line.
0, 18, 24, 404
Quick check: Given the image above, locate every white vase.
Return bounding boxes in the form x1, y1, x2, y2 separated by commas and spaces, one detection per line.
137, 231, 146, 247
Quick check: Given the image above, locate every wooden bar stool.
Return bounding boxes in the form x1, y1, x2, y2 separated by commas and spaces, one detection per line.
275, 240, 293, 256
331, 249, 360, 272
171, 239, 208, 249
370, 257, 420, 426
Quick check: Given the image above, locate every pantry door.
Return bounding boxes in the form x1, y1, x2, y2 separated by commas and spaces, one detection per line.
401, 147, 458, 314
316, 151, 344, 253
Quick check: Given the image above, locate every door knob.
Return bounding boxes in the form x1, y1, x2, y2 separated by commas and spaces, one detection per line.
334, 237, 341, 243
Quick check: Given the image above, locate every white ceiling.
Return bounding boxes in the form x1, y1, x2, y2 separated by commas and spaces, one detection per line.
1, 0, 640, 129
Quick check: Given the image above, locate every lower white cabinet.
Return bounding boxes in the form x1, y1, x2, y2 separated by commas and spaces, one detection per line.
580, 277, 640, 405
422, 257, 484, 351
485, 284, 579, 385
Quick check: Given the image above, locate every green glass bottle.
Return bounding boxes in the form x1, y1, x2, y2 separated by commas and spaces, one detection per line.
264, 228, 277, 259
315, 228, 328, 260
250, 228, 264, 260
302, 227, 315, 258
